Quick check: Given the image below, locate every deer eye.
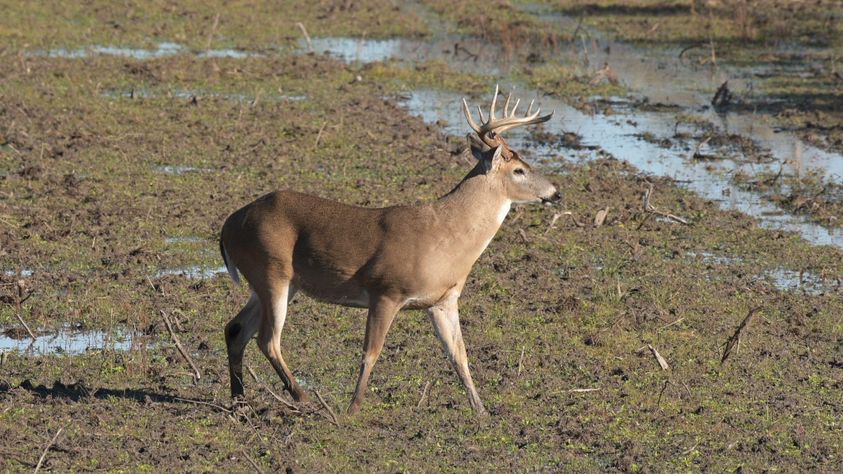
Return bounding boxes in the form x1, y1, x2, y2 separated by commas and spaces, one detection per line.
514, 168, 526, 176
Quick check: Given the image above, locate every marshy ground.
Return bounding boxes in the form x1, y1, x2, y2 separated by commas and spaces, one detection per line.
1, 1, 841, 471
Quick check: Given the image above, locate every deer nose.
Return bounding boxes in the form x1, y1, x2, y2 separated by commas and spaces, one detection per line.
542, 191, 562, 204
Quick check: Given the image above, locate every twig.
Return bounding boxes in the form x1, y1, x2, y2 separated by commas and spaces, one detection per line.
417, 381, 431, 408
518, 229, 529, 243
594, 207, 609, 227
313, 121, 327, 150
571, 14, 585, 40
517, 347, 526, 377
15, 282, 36, 342
657, 379, 671, 406
658, 317, 684, 331
172, 397, 232, 413
689, 136, 712, 160
296, 22, 313, 51
162, 310, 201, 382
562, 211, 585, 228
241, 449, 265, 474
34, 426, 64, 474
678, 42, 702, 61
562, 388, 600, 394
681, 444, 699, 456
544, 212, 562, 234
206, 12, 221, 50
721, 306, 763, 365
648, 344, 670, 370
246, 365, 299, 411
640, 183, 689, 226
315, 390, 339, 426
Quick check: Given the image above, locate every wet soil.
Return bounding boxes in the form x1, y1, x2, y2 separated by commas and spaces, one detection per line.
1, 1, 842, 472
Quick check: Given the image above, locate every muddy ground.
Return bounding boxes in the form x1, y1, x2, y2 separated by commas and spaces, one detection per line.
1, 1, 842, 472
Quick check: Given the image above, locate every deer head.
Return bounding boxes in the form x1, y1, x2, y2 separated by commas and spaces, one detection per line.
462, 85, 560, 204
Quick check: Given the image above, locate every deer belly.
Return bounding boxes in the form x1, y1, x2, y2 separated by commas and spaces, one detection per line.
293, 259, 370, 308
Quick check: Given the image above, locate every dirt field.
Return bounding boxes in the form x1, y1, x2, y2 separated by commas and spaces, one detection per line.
1, 1, 841, 472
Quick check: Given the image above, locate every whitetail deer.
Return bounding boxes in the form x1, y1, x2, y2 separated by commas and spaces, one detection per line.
220, 86, 559, 416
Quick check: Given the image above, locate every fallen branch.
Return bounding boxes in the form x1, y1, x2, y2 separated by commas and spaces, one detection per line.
721, 306, 763, 365
206, 12, 221, 50
313, 122, 327, 150
172, 397, 232, 414
648, 344, 670, 370
639, 183, 689, 228
518, 229, 529, 243
545, 212, 562, 233
34, 426, 64, 474
562, 211, 585, 228
14, 281, 36, 342
296, 22, 312, 51
658, 317, 685, 331
246, 365, 299, 411
594, 207, 609, 227
417, 381, 431, 408
162, 310, 201, 382
517, 347, 526, 377
315, 390, 339, 426
567, 388, 600, 393
241, 449, 265, 474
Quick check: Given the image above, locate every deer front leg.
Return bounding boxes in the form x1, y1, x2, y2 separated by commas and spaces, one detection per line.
428, 291, 487, 416
347, 294, 401, 415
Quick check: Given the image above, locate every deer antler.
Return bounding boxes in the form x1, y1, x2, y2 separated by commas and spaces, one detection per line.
462, 84, 553, 136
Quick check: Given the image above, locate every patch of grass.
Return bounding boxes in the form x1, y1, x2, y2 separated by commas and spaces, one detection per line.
518, 62, 627, 103
362, 59, 492, 93
0, 0, 429, 50
421, 0, 573, 49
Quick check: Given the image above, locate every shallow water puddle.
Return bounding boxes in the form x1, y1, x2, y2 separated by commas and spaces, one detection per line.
300, 36, 515, 75
684, 252, 839, 293
762, 268, 840, 294
35, 42, 262, 60
1, 325, 138, 355
155, 265, 228, 279
3, 268, 35, 277
306, 37, 418, 63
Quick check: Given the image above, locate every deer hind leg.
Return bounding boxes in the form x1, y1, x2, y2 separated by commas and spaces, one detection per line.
225, 292, 261, 397
428, 293, 487, 415
348, 294, 402, 415
256, 281, 308, 402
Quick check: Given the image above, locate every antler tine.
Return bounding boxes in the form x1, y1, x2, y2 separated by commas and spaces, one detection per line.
477, 105, 487, 124
527, 99, 535, 116
489, 84, 500, 120
510, 98, 520, 117
462, 98, 481, 133
503, 91, 512, 117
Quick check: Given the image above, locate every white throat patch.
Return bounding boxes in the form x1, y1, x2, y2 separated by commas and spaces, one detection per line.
496, 201, 512, 225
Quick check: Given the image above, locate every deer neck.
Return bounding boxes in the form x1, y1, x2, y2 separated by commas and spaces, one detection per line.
432, 165, 511, 254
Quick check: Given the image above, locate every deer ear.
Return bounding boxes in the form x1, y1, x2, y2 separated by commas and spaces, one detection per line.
477, 145, 504, 173
488, 145, 505, 171
467, 133, 491, 161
